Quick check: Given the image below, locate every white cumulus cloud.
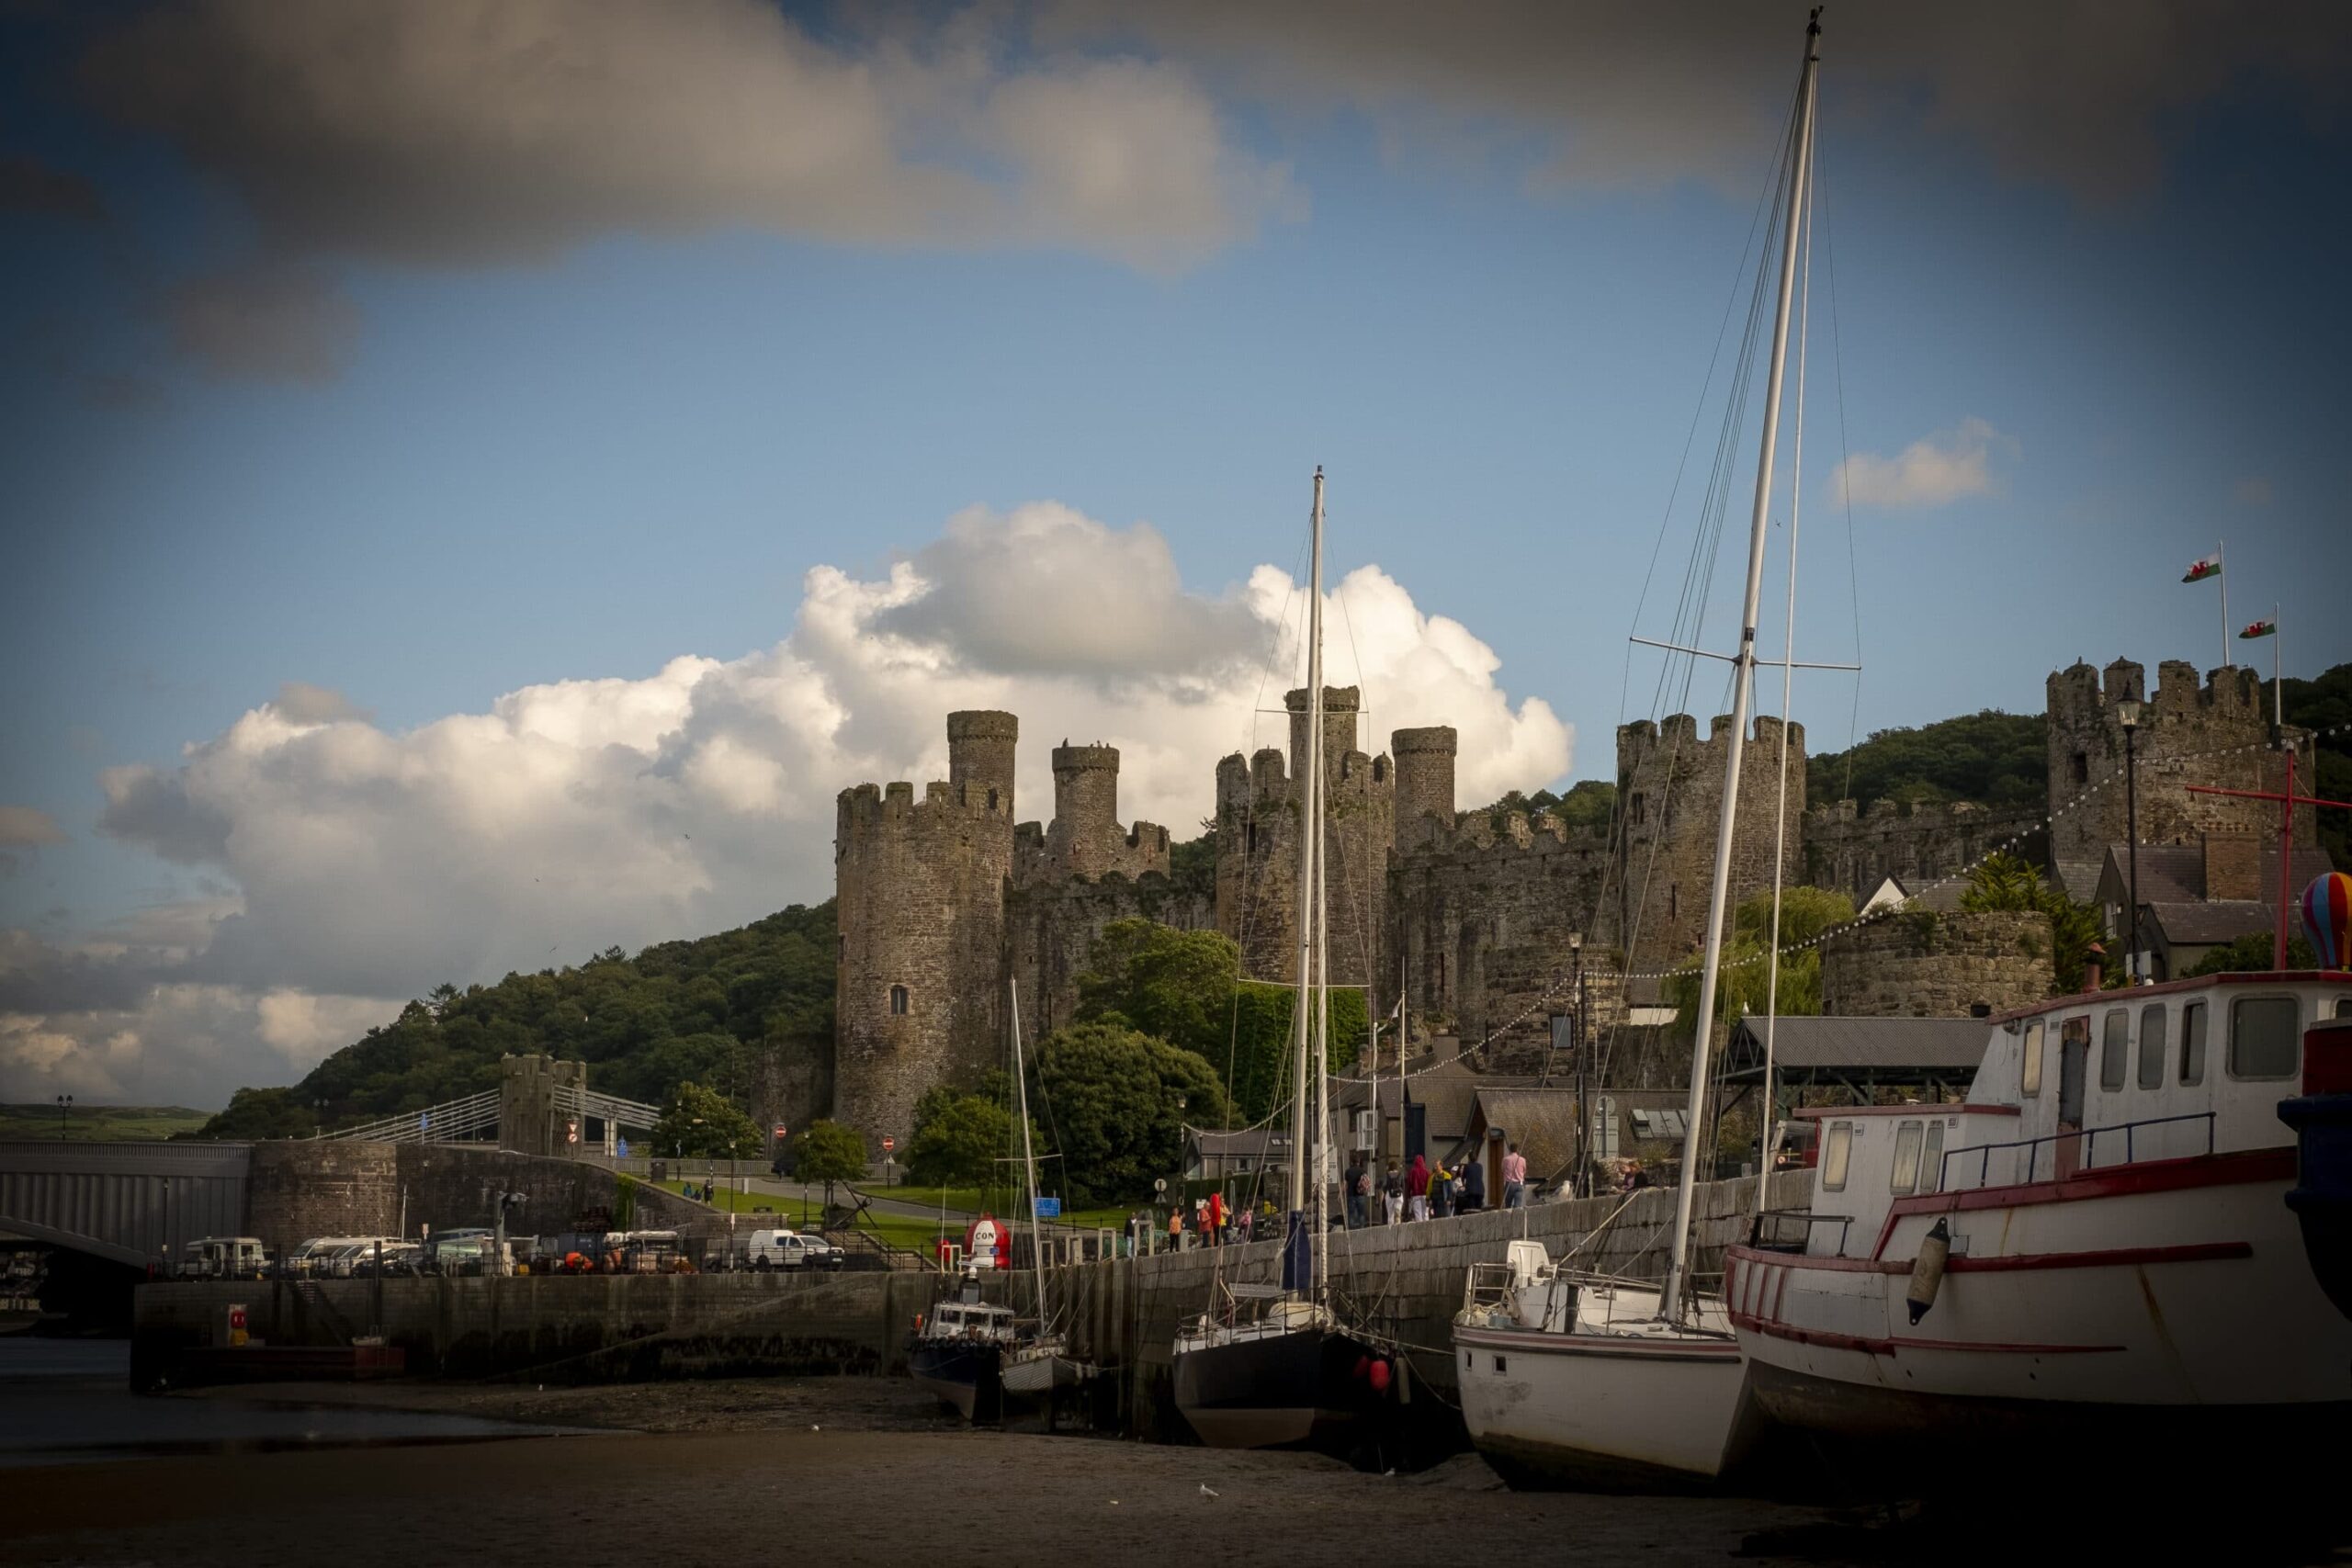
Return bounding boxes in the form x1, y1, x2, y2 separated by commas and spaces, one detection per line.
1830, 417, 2008, 511
6, 502, 1567, 1106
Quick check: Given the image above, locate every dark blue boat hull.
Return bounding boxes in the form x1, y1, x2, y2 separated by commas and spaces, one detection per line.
910, 1338, 1002, 1425
2280, 1090, 2352, 1322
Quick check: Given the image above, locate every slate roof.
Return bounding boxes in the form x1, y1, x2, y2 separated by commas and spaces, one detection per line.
1721, 1014, 1990, 1078
2143, 899, 2276, 947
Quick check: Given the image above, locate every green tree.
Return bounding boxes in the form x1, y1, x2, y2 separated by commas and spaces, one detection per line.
652, 1079, 762, 1158
794, 1119, 869, 1198
1668, 886, 1856, 1031
1030, 1021, 1231, 1205
1077, 919, 1241, 1062
2183, 931, 2318, 976
1960, 851, 2101, 992
904, 1093, 1013, 1190
1225, 984, 1367, 1125
187, 1086, 319, 1140
1808, 709, 2048, 809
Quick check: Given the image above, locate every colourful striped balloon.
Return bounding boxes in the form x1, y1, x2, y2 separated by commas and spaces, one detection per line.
2304, 873, 2352, 971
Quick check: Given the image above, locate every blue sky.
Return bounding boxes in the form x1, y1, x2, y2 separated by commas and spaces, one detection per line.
2, 1, 2346, 1104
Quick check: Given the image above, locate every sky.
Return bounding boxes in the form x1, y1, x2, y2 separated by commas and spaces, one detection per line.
2, 0, 2346, 1108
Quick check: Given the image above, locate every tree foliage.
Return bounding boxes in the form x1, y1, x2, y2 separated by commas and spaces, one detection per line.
1961, 852, 2099, 992
794, 1119, 869, 1189
2183, 931, 2319, 976
1808, 709, 2047, 809
653, 1079, 764, 1158
1668, 886, 1856, 1031
1072, 919, 1364, 1125
904, 1089, 1015, 1190
1030, 1021, 1230, 1205
1462, 779, 1615, 831
195, 902, 835, 1139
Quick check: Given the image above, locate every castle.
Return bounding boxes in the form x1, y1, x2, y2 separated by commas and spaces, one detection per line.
831, 656, 2314, 1147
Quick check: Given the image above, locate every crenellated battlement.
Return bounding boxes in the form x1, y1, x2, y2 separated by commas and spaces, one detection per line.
834, 776, 1012, 835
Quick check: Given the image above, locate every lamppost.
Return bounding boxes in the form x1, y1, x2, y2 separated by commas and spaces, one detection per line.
1172, 1093, 1188, 1244
55, 1094, 71, 1140
313, 1097, 327, 1137
2119, 699, 2142, 984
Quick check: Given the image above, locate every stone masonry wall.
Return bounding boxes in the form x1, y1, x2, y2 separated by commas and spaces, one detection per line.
1613, 714, 1804, 968
1804, 797, 2046, 902
1820, 909, 2054, 1018
2047, 658, 2314, 864
1007, 872, 1216, 1043
242, 1143, 707, 1252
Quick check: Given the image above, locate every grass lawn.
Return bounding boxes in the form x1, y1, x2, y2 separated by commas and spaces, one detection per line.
0, 1104, 210, 1141
649, 1180, 808, 1217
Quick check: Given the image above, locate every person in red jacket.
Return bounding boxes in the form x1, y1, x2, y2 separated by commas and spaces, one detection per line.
1406, 1154, 1431, 1222
1205, 1189, 1226, 1247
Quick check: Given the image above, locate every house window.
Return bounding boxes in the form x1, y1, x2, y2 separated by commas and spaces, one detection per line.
2229, 995, 2300, 1080
1891, 1122, 1923, 1195
1921, 1122, 1945, 1194
2180, 1002, 2207, 1086
2020, 1021, 2044, 1097
2099, 1010, 2129, 1091
1822, 1122, 1853, 1191
1494, 1356, 1508, 1373
2137, 1005, 2166, 1090
889, 985, 910, 1016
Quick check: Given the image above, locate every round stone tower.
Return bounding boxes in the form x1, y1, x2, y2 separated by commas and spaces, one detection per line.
1046, 743, 1123, 877
1392, 727, 1457, 852
833, 714, 1018, 1153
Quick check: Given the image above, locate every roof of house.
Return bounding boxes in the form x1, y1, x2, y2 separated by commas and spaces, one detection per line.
1459, 1088, 1586, 1184
1721, 1014, 1990, 1078
2051, 858, 2106, 905
1185, 1129, 1291, 1158
2142, 899, 2277, 947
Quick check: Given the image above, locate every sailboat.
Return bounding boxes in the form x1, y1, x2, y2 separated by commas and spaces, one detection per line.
909, 979, 1094, 1425
1453, 10, 1824, 1491
1171, 467, 1382, 1454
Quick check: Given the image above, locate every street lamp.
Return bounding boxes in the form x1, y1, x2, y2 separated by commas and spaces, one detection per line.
1172, 1094, 1189, 1239
2118, 699, 2142, 984
55, 1094, 72, 1141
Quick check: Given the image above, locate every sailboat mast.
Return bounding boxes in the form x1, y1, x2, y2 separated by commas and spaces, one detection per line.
1660, 13, 1819, 1324
1011, 979, 1049, 1328
1285, 468, 1327, 1234
1314, 785, 1334, 1297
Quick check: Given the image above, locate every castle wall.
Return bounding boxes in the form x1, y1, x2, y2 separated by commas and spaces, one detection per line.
1008, 874, 1217, 1042
1613, 713, 1805, 968
2046, 659, 2314, 864
832, 712, 1018, 1151
1820, 909, 2054, 1019
1805, 797, 2046, 902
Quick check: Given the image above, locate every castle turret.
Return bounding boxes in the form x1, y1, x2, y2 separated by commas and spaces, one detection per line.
1611, 711, 1804, 967
2045, 656, 2313, 865
833, 715, 1018, 1152
1287, 685, 1361, 781
1392, 727, 1457, 852
1046, 743, 1122, 877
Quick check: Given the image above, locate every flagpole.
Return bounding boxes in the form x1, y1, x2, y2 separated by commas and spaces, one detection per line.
2274, 604, 2282, 732
2218, 540, 2229, 672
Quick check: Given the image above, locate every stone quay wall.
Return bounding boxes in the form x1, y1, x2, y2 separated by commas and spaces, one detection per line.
1820, 909, 2054, 1019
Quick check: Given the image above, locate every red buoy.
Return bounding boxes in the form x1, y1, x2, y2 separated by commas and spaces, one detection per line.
1368, 1359, 1392, 1394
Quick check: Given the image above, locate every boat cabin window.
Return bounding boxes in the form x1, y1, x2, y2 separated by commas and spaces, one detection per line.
2229, 995, 2300, 1080
1890, 1122, 1923, 1195
890, 984, 910, 1016
2137, 1005, 2167, 1091
1921, 1122, 1945, 1194
2338, 996, 2352, 1020
2180, 1002, 2207, 1086
1821, 1122, 1852, 1191
2020, 1021, 2044, 1097
2099, 1010, 2130, 1092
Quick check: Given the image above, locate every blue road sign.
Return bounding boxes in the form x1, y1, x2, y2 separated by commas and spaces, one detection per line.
616, 1136, 630, 1158
1033, 1197, 1061, 1219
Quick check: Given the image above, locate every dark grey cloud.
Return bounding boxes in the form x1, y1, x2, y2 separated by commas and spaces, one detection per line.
0, 153, 106, 221
165, 263, 361, 384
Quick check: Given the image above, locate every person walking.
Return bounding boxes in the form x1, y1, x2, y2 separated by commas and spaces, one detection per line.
1431, 1158, 1455, 1220
1206, 1189, 1227, 1247
1502, 1142, 1528, 1210
1168, 1206, 1183, 1253
1382, 1162, 1405, 1226
1406, 1153, 1431, 1222
1346, 1158, 1368, 1230
1459, 1150, 1486, 1213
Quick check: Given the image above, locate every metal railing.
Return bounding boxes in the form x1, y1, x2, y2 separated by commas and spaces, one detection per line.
325, 1090, 499, 1144
1941, 1111, 2217, 1192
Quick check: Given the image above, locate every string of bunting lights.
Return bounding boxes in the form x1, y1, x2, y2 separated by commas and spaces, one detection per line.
1329, 716, 2347, 1088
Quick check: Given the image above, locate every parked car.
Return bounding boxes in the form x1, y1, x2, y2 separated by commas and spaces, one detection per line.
745, 1228, 843, 1271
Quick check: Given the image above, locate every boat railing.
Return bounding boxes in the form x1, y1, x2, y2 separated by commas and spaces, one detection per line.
1941, 1111, 2217, 1192
1746, 1209, 1851, 1256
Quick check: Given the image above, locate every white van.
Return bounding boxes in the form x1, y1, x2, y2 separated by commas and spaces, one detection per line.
744, 1228, 842, 1271
178, 1237, 269, 1280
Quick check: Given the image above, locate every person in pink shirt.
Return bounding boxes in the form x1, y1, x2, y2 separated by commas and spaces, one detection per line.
1502, 1143, 1528, 1209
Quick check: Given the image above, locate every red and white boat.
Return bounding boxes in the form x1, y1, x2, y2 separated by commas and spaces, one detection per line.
1727, 969, 2352, 1486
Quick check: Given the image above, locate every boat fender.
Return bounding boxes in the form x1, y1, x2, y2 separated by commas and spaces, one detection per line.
1351, 1354, 1370, 1381
1367, 1359, 1391, 1394
913, 1314, 924, 1333
1906, 1218, 1951, 1325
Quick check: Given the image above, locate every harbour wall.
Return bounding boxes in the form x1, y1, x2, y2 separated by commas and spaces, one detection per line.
135, 1171, 1812, 1424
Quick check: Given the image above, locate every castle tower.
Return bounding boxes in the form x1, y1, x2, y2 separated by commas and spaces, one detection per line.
1392, 727, 1457, 852
2045, 658, 2315, 866
1214, 686, 1392, 987
833, 712, 1018, 1152
1611, 712, 1805, 967
1046, 744, 1124, 878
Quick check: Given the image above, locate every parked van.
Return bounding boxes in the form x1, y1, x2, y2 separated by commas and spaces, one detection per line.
178, 1237, 269, 1279
744, 1228, 842, 1271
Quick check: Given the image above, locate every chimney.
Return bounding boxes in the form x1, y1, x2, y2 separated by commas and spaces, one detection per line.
2202, 832, 2260, 902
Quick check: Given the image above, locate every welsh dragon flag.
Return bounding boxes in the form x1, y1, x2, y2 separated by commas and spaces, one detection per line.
2239, 617, 2276, 639
2182, 552, 2222, 583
